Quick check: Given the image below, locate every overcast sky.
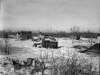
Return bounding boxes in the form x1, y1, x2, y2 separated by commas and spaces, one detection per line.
0, 0, 100, 32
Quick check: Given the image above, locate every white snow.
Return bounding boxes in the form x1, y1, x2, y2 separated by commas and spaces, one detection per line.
0, 38, 100, 71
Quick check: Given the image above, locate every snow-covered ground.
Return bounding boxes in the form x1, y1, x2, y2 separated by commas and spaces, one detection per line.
0, 37, 99, 59
0, 38, 100, 74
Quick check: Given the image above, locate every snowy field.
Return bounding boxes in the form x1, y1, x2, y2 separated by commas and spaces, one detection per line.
0, 38, 100, 75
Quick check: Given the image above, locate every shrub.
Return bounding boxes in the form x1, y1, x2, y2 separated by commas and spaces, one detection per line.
49, 53, 99, 75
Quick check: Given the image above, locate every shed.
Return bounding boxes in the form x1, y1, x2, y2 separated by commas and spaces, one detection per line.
42, 38, 58, 49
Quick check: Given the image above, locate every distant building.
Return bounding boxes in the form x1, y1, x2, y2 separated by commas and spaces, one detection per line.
18, 31, 32, 40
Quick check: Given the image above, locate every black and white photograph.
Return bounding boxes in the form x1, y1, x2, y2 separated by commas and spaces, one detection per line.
0, 0, 100, 75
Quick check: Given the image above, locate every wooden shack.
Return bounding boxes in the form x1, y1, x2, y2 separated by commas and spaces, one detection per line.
42, 38, 58, 49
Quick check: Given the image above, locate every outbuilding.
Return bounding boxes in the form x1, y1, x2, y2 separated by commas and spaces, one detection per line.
42, 38, 58, 49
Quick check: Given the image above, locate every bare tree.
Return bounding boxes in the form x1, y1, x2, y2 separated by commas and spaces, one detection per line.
70, 26, 80, 40
70, 26, 80, 33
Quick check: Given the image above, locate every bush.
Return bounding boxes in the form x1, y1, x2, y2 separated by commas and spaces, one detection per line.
49, 53, 99, 75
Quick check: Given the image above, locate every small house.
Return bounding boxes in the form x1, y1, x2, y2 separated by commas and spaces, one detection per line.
42, 37, 58, 49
